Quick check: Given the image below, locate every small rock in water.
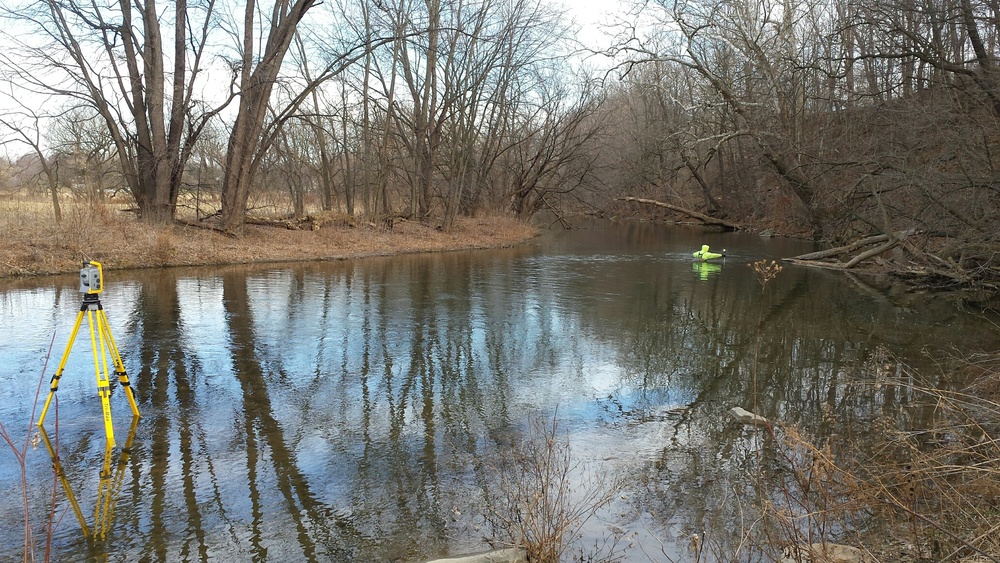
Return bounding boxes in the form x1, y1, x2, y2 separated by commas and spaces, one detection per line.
728, 406, 769, 426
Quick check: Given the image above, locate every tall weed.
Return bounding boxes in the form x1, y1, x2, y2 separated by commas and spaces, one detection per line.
0, 335, 59, 562
480, 414, 627, 562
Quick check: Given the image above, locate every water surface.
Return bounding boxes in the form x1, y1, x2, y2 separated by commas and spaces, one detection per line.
0, 223, 995, 562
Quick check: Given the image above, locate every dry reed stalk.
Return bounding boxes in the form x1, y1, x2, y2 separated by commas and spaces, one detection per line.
757, 350, 1000, 562
0, 333, 59, 562
480, 414, 626, 563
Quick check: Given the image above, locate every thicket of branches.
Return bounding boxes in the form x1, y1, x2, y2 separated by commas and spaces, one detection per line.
598, 0, 1000, 287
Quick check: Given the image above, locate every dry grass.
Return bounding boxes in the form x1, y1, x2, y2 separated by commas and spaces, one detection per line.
755, 351, 1000, 563
857, 353, 1000, 562
743, 263, 999, 563
1, 335, 58, 563
0, 196, 539, 278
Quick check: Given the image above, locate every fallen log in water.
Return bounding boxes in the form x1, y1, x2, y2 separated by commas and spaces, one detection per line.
618, 197, 742, 230
423, 548, 526, 563
729, 407, 770, 427
789, 232, 897, 261
784, 228, 920, 270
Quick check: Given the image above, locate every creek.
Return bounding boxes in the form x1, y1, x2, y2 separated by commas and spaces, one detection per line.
1, 222, 996, 562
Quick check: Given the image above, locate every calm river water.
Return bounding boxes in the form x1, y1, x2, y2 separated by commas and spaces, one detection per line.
1, 223, 997, 562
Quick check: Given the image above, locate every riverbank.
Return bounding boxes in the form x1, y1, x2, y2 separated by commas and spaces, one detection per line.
0, 204, 540, 278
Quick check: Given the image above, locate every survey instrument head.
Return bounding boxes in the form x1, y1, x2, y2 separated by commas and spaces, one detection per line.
79, 261, 104, 294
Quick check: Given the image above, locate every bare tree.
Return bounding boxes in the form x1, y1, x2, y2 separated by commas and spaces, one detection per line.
0, 108, 62, 222
1, 0, 228, 224
504, 83, 604, 219
214, 2, 412, 232
377, 0, 581, 224
1, 0, 396, 232
48, 107, 122, 203
294, 33, 340, 212
217, 0, 319, 231
608, 0, 863, 234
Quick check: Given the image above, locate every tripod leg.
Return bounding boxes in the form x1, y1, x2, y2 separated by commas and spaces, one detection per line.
96, 309, 140, 418
94, 438, 115, 540
38, 310, 87, 426
88, 309, 116, 448
38, 426, 92, 537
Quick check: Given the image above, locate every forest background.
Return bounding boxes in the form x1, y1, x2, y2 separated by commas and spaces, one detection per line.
0, 0, 997, 290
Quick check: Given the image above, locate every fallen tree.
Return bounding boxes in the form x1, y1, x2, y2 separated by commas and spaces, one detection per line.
783, 229, 919, 270
783, 229, 1000, 289
618, 197, 742, 230
244, 211, 358, 231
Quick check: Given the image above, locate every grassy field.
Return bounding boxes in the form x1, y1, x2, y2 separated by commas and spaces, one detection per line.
0, 196, 539, 278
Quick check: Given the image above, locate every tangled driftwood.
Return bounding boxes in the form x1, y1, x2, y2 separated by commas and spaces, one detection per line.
783, 229, 920, 270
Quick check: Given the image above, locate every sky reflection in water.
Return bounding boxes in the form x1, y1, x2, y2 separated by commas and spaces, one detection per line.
0, 223, 997, 562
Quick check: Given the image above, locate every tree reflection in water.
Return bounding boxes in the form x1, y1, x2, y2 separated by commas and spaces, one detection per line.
0, 224, 997, 561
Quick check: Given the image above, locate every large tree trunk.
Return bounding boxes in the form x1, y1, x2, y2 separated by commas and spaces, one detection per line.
120, 0, 172, 223
219, 0, 318, 233
26, 0, 214, 225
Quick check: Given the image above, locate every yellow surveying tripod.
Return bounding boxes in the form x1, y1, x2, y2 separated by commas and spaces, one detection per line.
37, 261, 140, 447
38, 415, 140, 540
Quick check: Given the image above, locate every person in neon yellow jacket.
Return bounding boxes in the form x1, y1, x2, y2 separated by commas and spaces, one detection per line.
692, 244, 726, 261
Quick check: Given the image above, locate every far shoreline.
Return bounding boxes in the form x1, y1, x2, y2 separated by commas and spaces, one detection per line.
0, 214, 541, 280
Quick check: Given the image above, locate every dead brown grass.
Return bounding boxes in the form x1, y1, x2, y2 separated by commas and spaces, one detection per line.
0, 197, 539, 278
756, 350, 1000, 563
